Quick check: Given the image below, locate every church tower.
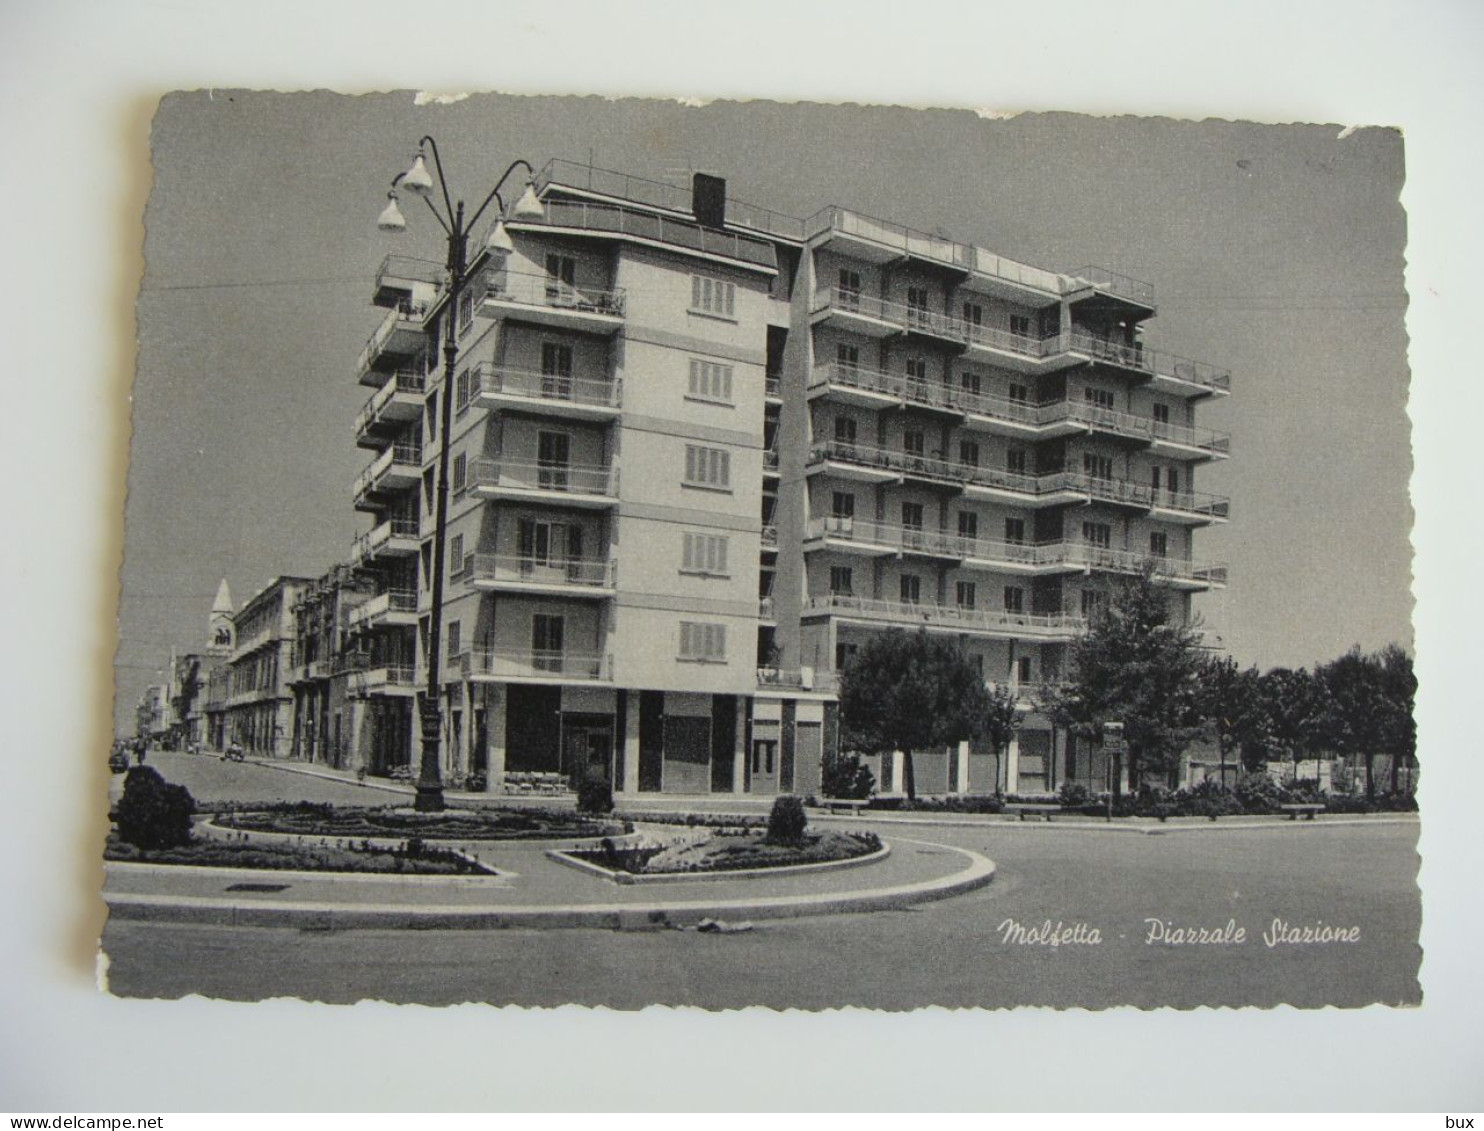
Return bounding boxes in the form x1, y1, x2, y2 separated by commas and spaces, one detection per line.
207, 578, 234, 656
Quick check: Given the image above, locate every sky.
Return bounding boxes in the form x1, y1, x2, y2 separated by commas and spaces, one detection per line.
119, 93, 1412, 729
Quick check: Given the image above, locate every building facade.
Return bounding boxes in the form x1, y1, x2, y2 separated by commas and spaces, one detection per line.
287, 563, 377, 770
351, 159, 1229, 797
224, 575, 312, 757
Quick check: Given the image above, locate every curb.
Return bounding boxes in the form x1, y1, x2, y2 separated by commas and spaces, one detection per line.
810, 812, 1421, 835
103, 837, 994, 931
546, 841, 892, 885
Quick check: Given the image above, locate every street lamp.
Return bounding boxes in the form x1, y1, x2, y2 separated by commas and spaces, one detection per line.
1102, 720, 1124, 823
377, 137, 543, 812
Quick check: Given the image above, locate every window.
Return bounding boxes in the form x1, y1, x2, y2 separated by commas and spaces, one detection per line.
1166, 467, 1180, 493
688, 358, 734, 404
690, 275, 737, 318
449, 534, 464, 578
545, 254, 576, 299
1009, 314, 1031, 338
831, 491, 855, 522
451, 452, 467, 494
1150, 531, 1168, 558
1017, 656, 1033, 683
1081, 589, 1107, 617
907, 286, 931, 327
682, 532, 730, 576
457, 290, 474, 338
903, 429, 925, 458
679, 621, 727, 662
901, 501, 924, 531
835, 642, 858, 672
518, 518, 582, 566
833, 416, 857, 446
959, 439, 980, 467
1083, 522, 1112, 548
899, 574, 922, 605
1084, 387, 1115, 411
683, 444, 732, 490
838, 269, 861, 309
454, 367, 473, 415
532, 614, 565, 670
958, 511, 978, 540
1008, 382, 1029, 404
447, 619, 461, 660
1006, 447, 1028, 475
956, 580, 977, 609
541, 343, 573, 398
427, 390, 438, 440
963, 301, 983, 328
961, 370, 981, 397
830, 566, 854, 596
905, 356, 928, 385
1083, 453, 1114, 480
1004, 517, 1025, 544
1152, 402, 1170, 427
836, 342, 859, 371
1004, 586, 1025, 614
537, 431, 570, 491
752, 739, 777, 775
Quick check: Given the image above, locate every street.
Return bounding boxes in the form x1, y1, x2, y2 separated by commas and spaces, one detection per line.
101, 753, 1422, 1009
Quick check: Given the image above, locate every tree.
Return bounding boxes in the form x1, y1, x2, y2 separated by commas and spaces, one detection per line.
1045, 568, 1205, 795
1314, 644, 1416, 799
1195, 654, 1270, 783
1257, 666, 1325, 778
1376, 644, 1417, 794
838, 628, 991, 801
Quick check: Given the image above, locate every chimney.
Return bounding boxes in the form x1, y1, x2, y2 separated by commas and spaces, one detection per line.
692, 172, 727, 230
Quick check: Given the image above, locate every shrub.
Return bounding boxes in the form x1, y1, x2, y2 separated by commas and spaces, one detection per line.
115, 766, 195, 850
576, 775, 615, 815
765, 795, 809, 846
1058, 782, 1094, 808
1234, 772, 1284, 815
464, 771, 488, 793
821, 751, 875, 800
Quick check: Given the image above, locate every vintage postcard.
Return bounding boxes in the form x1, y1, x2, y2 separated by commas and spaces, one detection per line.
104, 92, 1417, 1010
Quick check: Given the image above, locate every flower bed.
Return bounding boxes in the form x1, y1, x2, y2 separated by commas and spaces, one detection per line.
214, 802, 623, 841
569, 829, 883, 877
104, 833, 492, 875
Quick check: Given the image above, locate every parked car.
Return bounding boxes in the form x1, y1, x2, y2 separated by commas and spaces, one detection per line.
108, 747, 131, 774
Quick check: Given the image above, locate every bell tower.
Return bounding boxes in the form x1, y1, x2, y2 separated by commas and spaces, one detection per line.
207, 578, 234, 656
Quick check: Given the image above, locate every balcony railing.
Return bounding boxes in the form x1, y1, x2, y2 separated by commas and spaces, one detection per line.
476, 269, 626, 319
346, 589, 418, 631
806, 594, 1086, 638
460, 649, 612, 682
352, 519, 420, 564
756, 667, 839, 693
760, 525, 779, 549
466, 554, 616, 590
1067, 266, 1156, 308
765, 374, 781, 400
808, 439, 1042, 496
806, 516, 1043, 564
472, 363, 622, 412
352, 442, 422, 499
1150, 487, 1231, 521
1058, 543, 1228, 584
353, 369, 425, 436
759, 596, 776, 620
1067, 331, 1231, 394
508, 198, 777, 270
355, 300, 430, 376
357, 665, 418, 692
469, 457, 619, 500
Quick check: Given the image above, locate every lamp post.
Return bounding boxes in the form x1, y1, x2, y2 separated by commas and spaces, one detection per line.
377, 137, 544, 812
1103, 720, 1124, 823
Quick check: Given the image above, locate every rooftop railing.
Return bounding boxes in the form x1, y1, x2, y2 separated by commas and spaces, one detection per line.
476, 269, 626, 319
375, 254, 448, 290
471, 363, 622, 411
1066, 266, 1156, 308
504, 198, 777, 270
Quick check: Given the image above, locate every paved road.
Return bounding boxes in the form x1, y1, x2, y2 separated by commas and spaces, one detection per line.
103, 790, 1420, 1008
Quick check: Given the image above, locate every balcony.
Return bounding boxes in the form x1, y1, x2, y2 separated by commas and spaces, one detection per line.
1065, 266, 1156, 311
759, 596, 777, 622
1066, 332, 1231, 398
807, 441, 1062, 505
476, 269, 625, 334
804, 517, 1049, 573
356, 301, 430, 385
765, 374, 782, 403
373, 254, 446, 309
804, 594, 1086, 641
760, 524, 779, 552
460, 649, 612, 685
287, 658, 332, 686
351, 519, 420, 567
756, 667, 838, 694
354, 369, 425, 448
507, 198, 777, 272
465, 554, 617, 598
352, 443, 422, 510
469, 457, 619, 509
763, 447, 780, 476
1056, 543, 1228, 588
345, 589, 418, 632
473, 363, 622, 422
1148, 487, 1231, 525
348, 664, 419, 698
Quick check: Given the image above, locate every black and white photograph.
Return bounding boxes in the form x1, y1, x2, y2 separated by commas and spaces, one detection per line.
6, 0, 1484, 1115
99, 92, 1420, 1010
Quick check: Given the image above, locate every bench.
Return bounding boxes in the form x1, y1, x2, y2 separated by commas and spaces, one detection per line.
814, 798, 870, 816
1280, 803, 1324, 821
1006, 803, 1063, 822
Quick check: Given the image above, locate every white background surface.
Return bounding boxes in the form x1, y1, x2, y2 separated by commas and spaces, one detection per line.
1, 0, 1480, 1112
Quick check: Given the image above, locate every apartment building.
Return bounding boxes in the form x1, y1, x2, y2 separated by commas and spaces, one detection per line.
224, 575, 312, 756
287, 564, 376, 769
350, 158, 1229, 797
